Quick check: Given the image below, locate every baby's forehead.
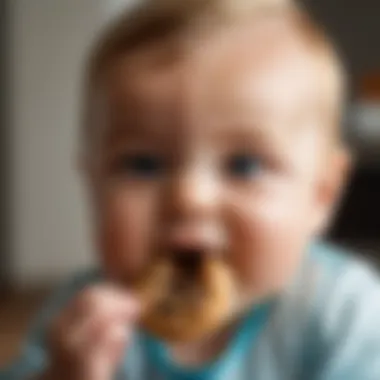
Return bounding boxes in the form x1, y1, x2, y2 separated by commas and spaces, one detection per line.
102, 17, 320, 135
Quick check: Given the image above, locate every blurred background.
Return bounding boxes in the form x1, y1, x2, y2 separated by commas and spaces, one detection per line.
0, 0, 380, 367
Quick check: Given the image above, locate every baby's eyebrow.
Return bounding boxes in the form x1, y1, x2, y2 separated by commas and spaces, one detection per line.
103, 117, 171, 146
209, 115, 306, 154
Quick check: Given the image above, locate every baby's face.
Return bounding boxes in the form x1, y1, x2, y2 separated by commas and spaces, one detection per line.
89, 22, 340, 307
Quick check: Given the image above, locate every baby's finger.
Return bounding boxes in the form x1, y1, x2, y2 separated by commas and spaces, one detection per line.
70, 284, 141, 322
65, 308, 131, 355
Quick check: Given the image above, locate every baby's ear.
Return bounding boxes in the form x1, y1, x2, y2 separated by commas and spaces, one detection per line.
312, 145, 353, 235
325, 145, 353, 206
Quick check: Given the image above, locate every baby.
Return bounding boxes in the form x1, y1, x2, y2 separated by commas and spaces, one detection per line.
3, 0, 380, 379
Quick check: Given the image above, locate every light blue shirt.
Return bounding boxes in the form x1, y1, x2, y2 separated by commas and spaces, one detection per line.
2, 242, 380, 379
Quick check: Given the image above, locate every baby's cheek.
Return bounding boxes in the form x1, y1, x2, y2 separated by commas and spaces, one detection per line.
227, 188, 310, 297
96, 188, 158, 282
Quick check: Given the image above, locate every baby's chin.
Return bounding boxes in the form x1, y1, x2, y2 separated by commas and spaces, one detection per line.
132, 256, 242, 343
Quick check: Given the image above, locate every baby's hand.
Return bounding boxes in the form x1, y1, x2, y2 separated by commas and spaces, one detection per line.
40, 284, 140, 380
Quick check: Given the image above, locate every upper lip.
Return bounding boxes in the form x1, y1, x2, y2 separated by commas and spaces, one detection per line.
165, 224, 226, 257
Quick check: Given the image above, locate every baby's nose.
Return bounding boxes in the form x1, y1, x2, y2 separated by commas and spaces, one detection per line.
167, 165, 221, 221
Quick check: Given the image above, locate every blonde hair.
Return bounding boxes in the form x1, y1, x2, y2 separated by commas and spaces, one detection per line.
82, 0, 346, 155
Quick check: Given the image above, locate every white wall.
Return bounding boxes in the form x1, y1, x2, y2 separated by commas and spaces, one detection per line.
9, 0, 134, 286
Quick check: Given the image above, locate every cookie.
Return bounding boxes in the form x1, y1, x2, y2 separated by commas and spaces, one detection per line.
135, 258, 237, 342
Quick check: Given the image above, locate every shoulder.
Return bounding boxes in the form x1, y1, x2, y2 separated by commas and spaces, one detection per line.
302, 242, 380, 378
274, 242, 376, 334
309, 241, 380, 321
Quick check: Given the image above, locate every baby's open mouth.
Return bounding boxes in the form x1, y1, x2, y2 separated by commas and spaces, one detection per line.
171, 247, 203, 276
136, 246, 236, 342
158, 248, 206, 312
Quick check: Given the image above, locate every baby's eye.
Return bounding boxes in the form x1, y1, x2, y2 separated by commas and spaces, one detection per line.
225, 154, 262, 179
113, 152, 165, 179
